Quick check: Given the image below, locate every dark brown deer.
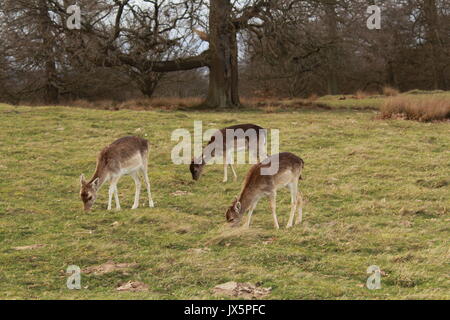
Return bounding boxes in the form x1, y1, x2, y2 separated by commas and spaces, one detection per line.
79, 136, 154, 211
225, 152, 304, 229
190, 124, 267, 183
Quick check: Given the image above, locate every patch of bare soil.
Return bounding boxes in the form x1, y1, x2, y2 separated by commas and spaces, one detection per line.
13, 244, 46, 250
213, 282, 272, 299
187, 247, 211, 254
262, 237, 277, 245
82, 261, 138, 275
116, 281, 149, 292
205, 226, 264, 246
171, 190, 193, 196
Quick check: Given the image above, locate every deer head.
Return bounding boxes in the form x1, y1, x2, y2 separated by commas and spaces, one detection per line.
189, 157, 206, 181
79, 174, 100, 211
225, 197, 242, 225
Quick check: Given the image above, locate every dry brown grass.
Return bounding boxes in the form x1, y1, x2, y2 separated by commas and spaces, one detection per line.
69, 97, 203, 110
354, 90, 372, 99
382, 86, 400, 97
120, 97, 202, 110
307, 93, 319, 102
68, 95, 333, 112
380, 96, 450, 122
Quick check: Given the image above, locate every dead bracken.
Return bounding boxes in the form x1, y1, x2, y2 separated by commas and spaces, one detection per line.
213, 282, 271, 299
116, 281, 149, 292
13, 244, 46, 251
187, 247, 211, 254
171, 190, 193, 196
82, 261, 138, 275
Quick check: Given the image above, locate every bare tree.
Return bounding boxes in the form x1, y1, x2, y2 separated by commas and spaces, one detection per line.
421, 0, 448, 89
1, 0, 448, 103
74, 0, 270, 107
0, 0, 63, 103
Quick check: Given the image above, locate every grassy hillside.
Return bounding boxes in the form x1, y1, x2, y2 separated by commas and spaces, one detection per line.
0, 100, 449, 299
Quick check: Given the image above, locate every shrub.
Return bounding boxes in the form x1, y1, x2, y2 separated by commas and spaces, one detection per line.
382, 86, 400, 97
380, 96, 450, 122
308, 93, 319, 102
355, 90, 371, 99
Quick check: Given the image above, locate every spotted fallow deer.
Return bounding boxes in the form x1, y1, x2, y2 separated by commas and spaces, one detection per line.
79, 136, 154, 211
225, 152, 304, 229
190, 124, 267, 183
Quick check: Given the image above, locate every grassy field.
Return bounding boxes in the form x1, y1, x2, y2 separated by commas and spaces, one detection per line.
0, 96, 449, 299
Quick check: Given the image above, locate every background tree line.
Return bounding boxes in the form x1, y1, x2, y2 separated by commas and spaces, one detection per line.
0, 0, 448, 107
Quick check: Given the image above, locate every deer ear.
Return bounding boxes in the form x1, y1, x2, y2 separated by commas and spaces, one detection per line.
234, 201, 242, 213
92, 178, 100, 190
80, 174, 87, 186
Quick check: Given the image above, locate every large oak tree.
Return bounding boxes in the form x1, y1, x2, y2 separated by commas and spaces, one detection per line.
100, 0, 269, 108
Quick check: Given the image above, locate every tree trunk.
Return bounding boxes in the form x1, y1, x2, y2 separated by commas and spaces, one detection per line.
39, 0, 59, 104
386, 60, 398, 88
423, 0, 447, 90
137, 72, 162, 98
43, 59, 59, 104
204, 0, 240, 108
324, 1, 340, 95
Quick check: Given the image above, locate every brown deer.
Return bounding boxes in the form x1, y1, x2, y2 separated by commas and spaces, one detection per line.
225, 152, 304, 229
79, 136, 154, 211
190, 124, 267, 183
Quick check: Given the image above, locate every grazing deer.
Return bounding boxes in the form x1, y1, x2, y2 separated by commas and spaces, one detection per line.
225, 152, 304, 229
190, 124, 267, 183
79, 136, 154, 211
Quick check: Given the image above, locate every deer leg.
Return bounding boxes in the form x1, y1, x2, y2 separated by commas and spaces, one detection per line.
269, 192, 279, 230
229, 164, 238, 182
108, 176, 120, 211
131, 172, 141, 210
287, 183, 298, 228
114, 186, 121, 210
296, 191, 304, 225
258, 135, 268, 162
246, 201, 258, 228
107, 184, 114, 211
250, 146, 259, 164
223, 161, 228, 183
141, 167, 154, 208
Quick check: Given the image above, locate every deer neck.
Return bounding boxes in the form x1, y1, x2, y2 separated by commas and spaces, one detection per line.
202, 138, 222, 164
194, 153, 207, 167
238, 189, 257, 213
89, 165, 108, 189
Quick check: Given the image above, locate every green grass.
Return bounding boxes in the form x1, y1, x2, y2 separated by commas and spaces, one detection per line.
0, 99, 449, 299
